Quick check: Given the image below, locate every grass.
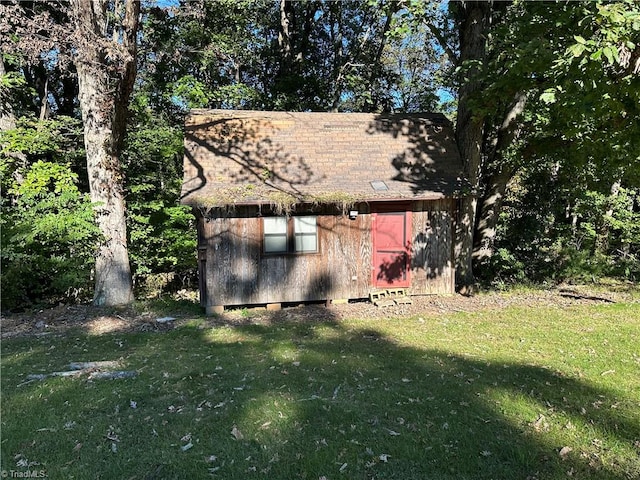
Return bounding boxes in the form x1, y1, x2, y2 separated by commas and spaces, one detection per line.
2, 302, 640, 479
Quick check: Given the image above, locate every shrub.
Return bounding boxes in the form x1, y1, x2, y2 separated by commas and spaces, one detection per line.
1, 161, 100, 309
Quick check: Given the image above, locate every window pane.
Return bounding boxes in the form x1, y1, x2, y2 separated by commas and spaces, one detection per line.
264, 217, 287, 234
264, 217, 287, 253
294, 216, 316, 233
295, 234, 317, 252
264, 235, 287, 253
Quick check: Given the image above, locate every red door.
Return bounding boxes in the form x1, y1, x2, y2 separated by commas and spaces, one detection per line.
372, 210, 411, 288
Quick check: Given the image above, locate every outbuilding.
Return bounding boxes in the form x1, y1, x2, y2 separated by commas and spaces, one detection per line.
181, 109, 465, 313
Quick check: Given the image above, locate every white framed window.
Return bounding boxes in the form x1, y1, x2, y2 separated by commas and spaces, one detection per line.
294, 216, 318, 252
263, 216, 318, 254
263, 217, 288, 253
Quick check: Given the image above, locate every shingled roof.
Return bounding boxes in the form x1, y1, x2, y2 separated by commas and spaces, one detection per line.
181, 109, 465, 209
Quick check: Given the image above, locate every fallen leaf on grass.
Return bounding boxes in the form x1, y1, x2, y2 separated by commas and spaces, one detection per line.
559, 446, 572, 460
231, 425, 244, 440
15, 455, 40, 469
105, 428, 119, 442
533, 414, 549, 432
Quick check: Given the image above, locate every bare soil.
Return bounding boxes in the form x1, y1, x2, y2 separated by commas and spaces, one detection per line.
1, 284, 636, 340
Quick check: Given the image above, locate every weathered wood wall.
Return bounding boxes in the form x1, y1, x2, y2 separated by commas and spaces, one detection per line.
198, 199, 455, 308
410, 199, 456, 295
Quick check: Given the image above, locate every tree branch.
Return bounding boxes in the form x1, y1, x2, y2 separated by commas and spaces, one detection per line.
489, 90, 527, 164
425, 20, 458, 65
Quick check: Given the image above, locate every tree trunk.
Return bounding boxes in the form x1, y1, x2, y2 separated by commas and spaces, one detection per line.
0, 56, 17, 131
278, 0, 294, 70
0, 56, 28, 185
594, 178, 622, 255
473, 166, 513, 262
473, 91, 527, 262
366, 3, 398, 112
71, 0, 140, 306
454, 1, 492, 292
76, 71, 133, 306
329, 2, 344, 112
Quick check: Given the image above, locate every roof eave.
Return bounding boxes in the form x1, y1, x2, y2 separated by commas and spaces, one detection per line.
182, 192, 464, 209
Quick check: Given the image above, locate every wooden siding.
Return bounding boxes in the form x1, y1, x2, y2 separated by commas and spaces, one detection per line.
200, 210, 372, 306
409, 199, 456, 295
199, 200, 455, 308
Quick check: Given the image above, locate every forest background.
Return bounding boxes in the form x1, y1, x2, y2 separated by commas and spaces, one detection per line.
1, 0, 638, 310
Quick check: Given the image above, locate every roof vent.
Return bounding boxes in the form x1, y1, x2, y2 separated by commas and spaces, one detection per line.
370, 181, 389, 191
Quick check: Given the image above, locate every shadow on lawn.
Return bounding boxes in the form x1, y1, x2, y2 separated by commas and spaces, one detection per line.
2, 310, 638, 479
204, 318, 638, 480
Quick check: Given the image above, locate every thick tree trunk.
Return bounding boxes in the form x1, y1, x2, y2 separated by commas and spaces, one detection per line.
454, 1, 492, 292
71, 0, 139, 306
76, 66, 133, 306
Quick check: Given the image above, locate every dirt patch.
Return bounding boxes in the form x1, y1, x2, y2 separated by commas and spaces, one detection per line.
226, 285, 630, 326
1, 285, 636, 339
0, 305, 175, 340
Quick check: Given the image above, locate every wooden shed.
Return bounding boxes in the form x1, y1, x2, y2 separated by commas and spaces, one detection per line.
181, 109, 465, 313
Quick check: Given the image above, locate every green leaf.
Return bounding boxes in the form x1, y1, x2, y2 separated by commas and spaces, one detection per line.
590, 50, 603, 61
540, 88, 557, 104
569, 43, 586, 58
603, 46, 617, 65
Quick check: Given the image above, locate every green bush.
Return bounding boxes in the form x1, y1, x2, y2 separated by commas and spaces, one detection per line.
1, 161, 100, 309
122, 114, 197, 293
485, 165, 639, 287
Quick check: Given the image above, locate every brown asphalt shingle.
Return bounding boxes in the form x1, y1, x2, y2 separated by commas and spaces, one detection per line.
181, 109, 465, 207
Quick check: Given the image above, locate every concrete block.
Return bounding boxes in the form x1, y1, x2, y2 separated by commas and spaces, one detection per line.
206, 305, 224, 315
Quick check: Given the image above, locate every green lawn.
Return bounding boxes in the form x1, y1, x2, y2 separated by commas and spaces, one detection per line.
2, 302, 639, 479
